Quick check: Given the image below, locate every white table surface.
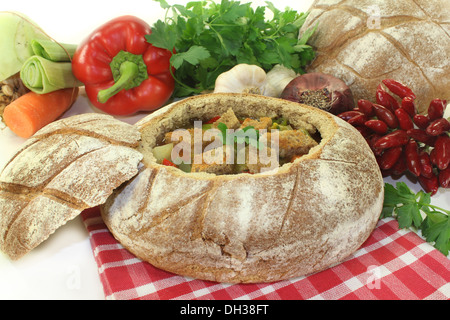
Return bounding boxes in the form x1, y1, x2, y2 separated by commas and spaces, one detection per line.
0, 0, 448, 300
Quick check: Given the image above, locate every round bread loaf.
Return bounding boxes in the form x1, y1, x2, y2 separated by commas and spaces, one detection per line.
101, 93, 384, 283
300, 0, 450, 114
0, 113, 142, 260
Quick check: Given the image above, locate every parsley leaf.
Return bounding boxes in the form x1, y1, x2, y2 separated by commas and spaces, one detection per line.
382, 182, 450, 256
421, 212, 450, 255
147, 0, 317, 97
217, 122, 228, 145
216, 122, 262, 150
170, 45, 210, 69
145, 19, 176, 50
236, 125, 260, 149
397, 203, 422, 229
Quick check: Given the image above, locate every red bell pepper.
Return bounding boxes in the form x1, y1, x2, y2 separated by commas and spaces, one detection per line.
72, 16, 174, 115
162, 158, 177, 167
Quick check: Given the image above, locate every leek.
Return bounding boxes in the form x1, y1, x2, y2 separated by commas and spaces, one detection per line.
0, 11, 47, 81
1, 11, 80, 93
21, 39, 80, 93
30, 39, 77, 62
20, 56, 82, 94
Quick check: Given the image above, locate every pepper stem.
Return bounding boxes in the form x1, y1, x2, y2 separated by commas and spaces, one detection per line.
97, 61, 138, 103
97, 50, 149, 104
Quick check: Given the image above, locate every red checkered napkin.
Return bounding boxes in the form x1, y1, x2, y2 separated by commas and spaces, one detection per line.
81, 207, 450, 300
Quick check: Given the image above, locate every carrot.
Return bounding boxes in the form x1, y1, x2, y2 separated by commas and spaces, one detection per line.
3, 87, 79, 138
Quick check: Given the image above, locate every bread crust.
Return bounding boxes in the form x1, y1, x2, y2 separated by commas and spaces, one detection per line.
0, 113, 142, 260
101, 93, 384, 283
300, 0, 450, 114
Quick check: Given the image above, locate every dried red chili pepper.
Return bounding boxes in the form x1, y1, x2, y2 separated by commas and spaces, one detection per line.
379, 146, 403, 170
365, 119, 388, 134
338, 78, 449, 194
382, 79, 416, 100
439, 166, 450, 188
366, 134, 384, 156
418, 150, 433, 179
418, 173, 439, 196
382, 169, 396, 178
406, 128, 436, 146
395, 108, 414, 131
430, 148, 437, 166
376, 84, 400, 113
427, 98, 446, 121
372, 103, 399, 128
401, 96, 416, 117
405, 139, 421, 176
391, 150, 407, 176
426, 118, 450, 136
337, 110, 364, 121
413, 114, 430, 129
348, 114, 368, 126
355, 125, 371, 138
357, 99, 375, 117
434, 134, 450, 170
373, 130, 408, 149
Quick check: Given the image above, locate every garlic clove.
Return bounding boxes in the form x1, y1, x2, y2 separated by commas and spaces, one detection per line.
214, 64, 267, 95
264, 64, 298, 98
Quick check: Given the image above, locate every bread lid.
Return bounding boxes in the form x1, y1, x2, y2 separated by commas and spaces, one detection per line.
0, 113, 143, 260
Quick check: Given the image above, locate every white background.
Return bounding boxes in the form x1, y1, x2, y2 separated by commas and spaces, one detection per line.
0, 0, 448, 300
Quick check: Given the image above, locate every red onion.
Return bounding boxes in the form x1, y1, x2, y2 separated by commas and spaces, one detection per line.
280, 73, 355, 115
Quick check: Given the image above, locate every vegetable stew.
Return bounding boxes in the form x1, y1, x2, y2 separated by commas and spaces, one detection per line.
152, 108, 319, 175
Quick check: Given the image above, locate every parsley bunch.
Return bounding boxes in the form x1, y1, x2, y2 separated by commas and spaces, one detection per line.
382, 182, 450, 256
146, 0, 317, 97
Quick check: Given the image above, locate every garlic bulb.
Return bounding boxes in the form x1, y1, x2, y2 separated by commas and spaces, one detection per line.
265, 64, 298, 97
214, 64, 270, 96
213, 63, 298, 98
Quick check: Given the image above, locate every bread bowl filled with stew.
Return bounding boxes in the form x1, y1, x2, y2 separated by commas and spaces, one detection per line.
101, 93, 384, 283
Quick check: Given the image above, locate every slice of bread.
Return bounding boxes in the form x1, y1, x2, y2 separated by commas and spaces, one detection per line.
0, 113, 142, 260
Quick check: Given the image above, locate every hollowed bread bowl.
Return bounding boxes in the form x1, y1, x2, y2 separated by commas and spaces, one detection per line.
101, 93, 384, 283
